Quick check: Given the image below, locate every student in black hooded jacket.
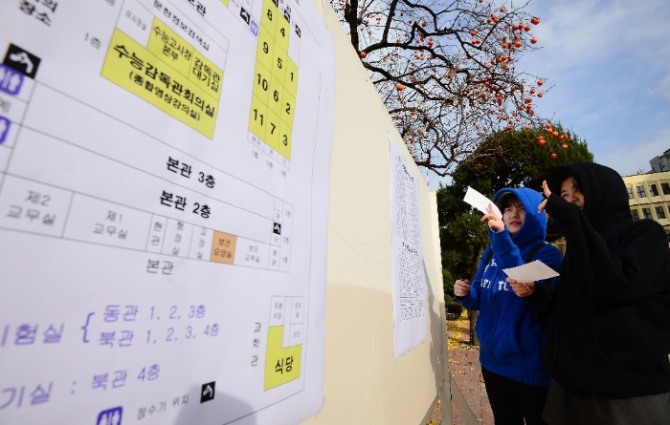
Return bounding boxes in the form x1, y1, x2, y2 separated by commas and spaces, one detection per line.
533, 162, 670, 425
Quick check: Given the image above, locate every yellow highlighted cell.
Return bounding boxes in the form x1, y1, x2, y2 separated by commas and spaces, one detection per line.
256, 30, 275, 71
249, 94, 268, 140
147, 21, 194, 77
281, 92, 295, 126
283, 57, 298, 96
267, 78, 283, 117
264, 326, 301, 390
275, 18, 290, 51
272, 49, 287, 82
261, 0, 278, 35
277, 123, 292, 160
264, 108, 281, 152
252, 65, 272, 104
102, 29, 219, 138
147, 19, 223, 97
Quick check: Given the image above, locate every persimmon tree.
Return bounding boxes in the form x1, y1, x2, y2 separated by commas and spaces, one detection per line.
438, 123, 593, 226
331, 0, 547, 177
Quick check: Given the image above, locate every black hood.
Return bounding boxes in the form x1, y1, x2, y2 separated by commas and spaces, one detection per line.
547, 162, 632, 234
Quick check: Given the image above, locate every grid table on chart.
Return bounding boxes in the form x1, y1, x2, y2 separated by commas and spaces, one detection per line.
249, 0, 299, 161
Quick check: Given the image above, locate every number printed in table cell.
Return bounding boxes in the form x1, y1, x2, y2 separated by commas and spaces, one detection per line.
268, 78, 283, 113
276, 21, 290, 49
249, 95, 268, 137
254, 69, 271, 101
273, 52, 286, 81
257, 32, 274, 70
262, 4, 277, 33
264, 109, 281, 149
283, 58, 298, 95
282, 93, 295, 124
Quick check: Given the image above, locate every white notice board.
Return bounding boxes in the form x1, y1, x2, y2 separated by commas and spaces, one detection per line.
0, 0, 334, 424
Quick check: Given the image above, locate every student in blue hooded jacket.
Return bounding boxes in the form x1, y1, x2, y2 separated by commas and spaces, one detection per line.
454, 187, 563, 425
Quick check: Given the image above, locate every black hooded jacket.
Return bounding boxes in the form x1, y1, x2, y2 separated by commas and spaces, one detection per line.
532, 162, 670, 397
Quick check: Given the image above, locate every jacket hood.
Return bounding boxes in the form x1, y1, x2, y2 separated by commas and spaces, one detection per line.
546, 162, 631, 234
492, 187, 547, 248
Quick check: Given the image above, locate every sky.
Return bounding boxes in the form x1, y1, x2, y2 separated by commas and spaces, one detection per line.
517, 0, 670, 177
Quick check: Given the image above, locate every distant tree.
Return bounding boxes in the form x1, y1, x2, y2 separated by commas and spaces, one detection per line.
331, 0, 549, 177
439, 123, 592, 228
440, 212, 488, 293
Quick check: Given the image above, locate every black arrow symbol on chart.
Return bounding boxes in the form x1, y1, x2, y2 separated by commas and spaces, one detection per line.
200, 381, 216, 403
3, 44, 41, 79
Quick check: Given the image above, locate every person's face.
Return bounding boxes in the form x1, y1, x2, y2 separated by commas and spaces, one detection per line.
560, 177, 584, 210
503, 200, 525, 235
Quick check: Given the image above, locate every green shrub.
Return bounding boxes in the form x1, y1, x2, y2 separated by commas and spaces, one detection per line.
446, 302, 464, 320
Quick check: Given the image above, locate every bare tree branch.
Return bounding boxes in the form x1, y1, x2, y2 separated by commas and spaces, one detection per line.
331, 0, 548, 178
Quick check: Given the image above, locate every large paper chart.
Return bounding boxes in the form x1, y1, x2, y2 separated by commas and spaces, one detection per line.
0, 0, 334, 424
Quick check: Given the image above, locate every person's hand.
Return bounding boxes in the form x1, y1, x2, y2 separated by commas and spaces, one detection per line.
454, 279, 471, 297
507, 278, 535, 297
481, 203, 504, 232
537, 180, 552, 213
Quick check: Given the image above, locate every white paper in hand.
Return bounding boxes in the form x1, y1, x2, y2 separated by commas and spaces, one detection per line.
502, 260, 559, 282
463, 186, 502, 219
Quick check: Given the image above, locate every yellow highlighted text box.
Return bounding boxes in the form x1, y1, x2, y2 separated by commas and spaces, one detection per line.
102, 28, 218, 138
264, 326, 301, 390
147, 19, 223, 98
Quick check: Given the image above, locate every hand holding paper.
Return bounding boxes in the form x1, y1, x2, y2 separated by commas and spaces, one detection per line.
463, 186, 502, 219
502, 260, 559, 282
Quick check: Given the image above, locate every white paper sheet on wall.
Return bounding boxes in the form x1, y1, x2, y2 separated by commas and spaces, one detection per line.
388, 136, 428, 358
0, 0, 334, 423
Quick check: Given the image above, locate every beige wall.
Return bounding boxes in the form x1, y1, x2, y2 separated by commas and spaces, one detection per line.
301, 2, 448, 424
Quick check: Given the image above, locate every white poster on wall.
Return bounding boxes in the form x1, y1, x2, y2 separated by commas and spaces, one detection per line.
388, 136, 428, 358
0, 0, 334, 423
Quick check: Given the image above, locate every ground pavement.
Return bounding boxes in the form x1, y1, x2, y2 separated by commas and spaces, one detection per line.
448, 347, 494, 425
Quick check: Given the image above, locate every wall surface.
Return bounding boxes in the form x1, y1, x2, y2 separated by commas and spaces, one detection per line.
302, 3, 448, 424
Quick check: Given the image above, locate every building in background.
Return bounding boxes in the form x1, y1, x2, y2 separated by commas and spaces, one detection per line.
623, 170, 670, 241
650, 148, 670, 172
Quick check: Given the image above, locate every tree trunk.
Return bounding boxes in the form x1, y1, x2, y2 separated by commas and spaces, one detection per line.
468, 309, 478, 346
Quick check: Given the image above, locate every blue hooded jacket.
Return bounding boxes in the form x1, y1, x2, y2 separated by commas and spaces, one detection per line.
456, 187, 562, 387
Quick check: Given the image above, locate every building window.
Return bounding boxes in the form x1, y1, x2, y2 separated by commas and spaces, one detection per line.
626, 186, 634, 199
649, 184, 659, 196
636, 186, 646, 198
662, 183, 670, 195
656, 206, 666, 219
631, 209, 640, 221
642, 208, 653, 219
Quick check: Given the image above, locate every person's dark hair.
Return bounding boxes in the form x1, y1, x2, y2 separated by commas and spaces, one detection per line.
563, 176, 581, 193
496, 192, 521, 212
